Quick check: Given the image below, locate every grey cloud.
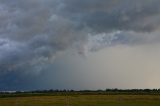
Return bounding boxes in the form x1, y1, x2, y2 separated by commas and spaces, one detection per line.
0, 0, 88, 75
62, 0, 160, 32
0, 0, 160, 90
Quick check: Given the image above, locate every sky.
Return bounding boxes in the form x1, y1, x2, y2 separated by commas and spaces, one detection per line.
0, 0, 160, 90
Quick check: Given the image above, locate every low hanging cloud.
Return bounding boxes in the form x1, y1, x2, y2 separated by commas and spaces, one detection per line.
0, 0, 160, 90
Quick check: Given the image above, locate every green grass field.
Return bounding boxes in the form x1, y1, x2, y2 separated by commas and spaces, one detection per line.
0, 94, 160, 106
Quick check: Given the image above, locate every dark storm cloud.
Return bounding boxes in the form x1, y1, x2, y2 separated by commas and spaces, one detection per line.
0, 0, 86, 73
62, 0, 160, 32
0, 0, 160, 90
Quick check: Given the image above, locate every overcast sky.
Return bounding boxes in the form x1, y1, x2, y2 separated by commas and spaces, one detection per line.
0, 0, 160, 90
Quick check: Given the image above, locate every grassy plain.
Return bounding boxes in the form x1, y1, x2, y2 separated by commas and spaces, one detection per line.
0, 94, 160, 106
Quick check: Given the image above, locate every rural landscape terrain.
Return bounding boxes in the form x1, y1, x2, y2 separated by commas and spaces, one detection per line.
1, 89, 160, 106
1, 0, 160, 106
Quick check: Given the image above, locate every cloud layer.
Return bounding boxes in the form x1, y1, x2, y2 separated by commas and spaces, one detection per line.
0, 0, 160, 90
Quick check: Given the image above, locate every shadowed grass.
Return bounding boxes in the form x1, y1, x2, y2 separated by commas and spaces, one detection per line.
0, 95, 160, 106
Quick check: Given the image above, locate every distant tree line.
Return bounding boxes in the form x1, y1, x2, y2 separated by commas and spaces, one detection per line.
1, 88, 160, 94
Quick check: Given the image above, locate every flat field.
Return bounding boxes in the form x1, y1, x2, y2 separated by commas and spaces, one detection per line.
0, 94, 160, 106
